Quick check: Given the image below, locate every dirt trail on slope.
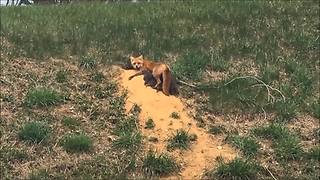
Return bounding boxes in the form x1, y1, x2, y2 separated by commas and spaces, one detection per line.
118, 68, 237, 179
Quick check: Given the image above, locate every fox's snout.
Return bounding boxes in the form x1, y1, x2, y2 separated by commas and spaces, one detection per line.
132, 62, 142, 70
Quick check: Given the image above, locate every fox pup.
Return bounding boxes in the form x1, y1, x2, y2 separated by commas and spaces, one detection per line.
128, 55, 172, 96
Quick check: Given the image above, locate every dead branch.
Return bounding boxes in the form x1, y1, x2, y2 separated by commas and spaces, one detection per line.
222, 75, 286, 103
177, 79, 198, 88
264, 166, 277, 180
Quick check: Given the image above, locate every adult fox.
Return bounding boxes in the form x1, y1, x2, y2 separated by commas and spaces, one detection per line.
142, 69, 179, 95
128, 55, 173, 96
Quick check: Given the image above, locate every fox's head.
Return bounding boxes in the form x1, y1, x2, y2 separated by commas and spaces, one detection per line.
130, 55, 144, 70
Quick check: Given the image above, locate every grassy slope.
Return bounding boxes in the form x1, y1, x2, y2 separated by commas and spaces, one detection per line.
1, 1, 319, 179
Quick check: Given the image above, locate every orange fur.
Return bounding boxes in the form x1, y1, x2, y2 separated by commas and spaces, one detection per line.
128, 55, 172, 96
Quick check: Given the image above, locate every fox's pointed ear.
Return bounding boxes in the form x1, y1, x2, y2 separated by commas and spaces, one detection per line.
138, 55, 143, 59
129, 56, 134, 62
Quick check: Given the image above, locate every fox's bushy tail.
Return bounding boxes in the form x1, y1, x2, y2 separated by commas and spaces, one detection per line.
162, 69, 172, 96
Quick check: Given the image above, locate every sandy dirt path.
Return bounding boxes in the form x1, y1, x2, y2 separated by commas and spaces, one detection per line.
118, 68, 237, 179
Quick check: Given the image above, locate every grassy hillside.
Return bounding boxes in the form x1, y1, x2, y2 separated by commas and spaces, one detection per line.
2, 1, 319, 114
1, 1, 319, 179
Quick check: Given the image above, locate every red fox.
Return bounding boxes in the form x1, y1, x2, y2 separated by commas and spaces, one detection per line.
142, 69, 179, 95
128, 55, 173, 96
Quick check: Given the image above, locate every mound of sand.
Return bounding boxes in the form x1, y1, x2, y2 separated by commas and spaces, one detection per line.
118, 68, 237, 179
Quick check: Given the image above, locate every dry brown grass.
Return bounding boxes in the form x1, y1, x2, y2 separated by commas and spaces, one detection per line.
0, 53, 132, 178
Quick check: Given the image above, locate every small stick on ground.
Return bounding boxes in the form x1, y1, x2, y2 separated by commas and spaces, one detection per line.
177, 79, 198, 88
223, 75, 286, 103
264, 166, 277, 180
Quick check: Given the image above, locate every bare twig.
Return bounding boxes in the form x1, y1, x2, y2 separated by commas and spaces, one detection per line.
261, 107, 267, 120
251, 84, 274, 102
205, 69, 215, 78
177, 79, 198, 88
222, 75, 285, 103
264, 166, 277, 180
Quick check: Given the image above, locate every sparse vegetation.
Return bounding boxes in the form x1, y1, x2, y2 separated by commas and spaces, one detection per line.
145, 117, 155, 129
253, 123, 303, 161
142, 151, 180, 177
167, 129, 192, 150
112, 131, 142, 150
70, 156, 113, 179
18, 121, 50, 143
310, 100, 320, 119
91, 72, 104, 82
29, 169, 51, 180
274, 100, 298, 121
24, 87, 64, 107
61, 117, 80, 129
228, 135, 260, 157
62, 134, 93, 153
208, 125, 226, 135
260, 65, 280, 84
112, 110, 142, 152
205, 158, 261, 180
79, 56, 96, 69
129, 103, 141, 115
253, 123, 291, 140
0, 147, 28, 163
170, 112, 180, 119
306, 147, 320, 161
274, 135, 302, 161
172, 51, 209, 81
56, 69, 68, 83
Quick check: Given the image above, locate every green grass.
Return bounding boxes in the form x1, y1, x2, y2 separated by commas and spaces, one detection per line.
208, 125, 226, 135
310, 100, 320, 119
104, 82, 118, 95
253, 123, 303, 161
169, 112, 180, 119
1, 1, 319, 179
29, 169, 51, 180
1, 1, 318, 117
18, 121, 50, 143
172, 50, 210, 81
91, 72, 104, 82
113, 117, 137, 136
206, 158, 261, 180
228, 135, 260, 157
274, 100, 298, 121
129, 103, 142, 115
94, 88, 105, 99
55, 69, 68, 83
0, 147, 28, 163
0, 93, 15, 103
79, 56, 96, 69
252, 123, 291, 140
112, 113, 142, 152
112, 131, 142, 150
145, 117, 155, 129
167, 129, 192, 150
62, 134, 93, 153
206, 76, 271, 113
70, 156, 113, 179
142, 150, 180, 177
209, 48, 229, 72
93, 82, 119, 99
260, 65, 280, 84
274, 135, 303, 161
306, 147, 320, 161
61, 117, 80, 129
24, 87, 64, 107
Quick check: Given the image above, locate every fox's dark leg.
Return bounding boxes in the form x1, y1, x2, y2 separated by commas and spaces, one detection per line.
128, 71, 144, 80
